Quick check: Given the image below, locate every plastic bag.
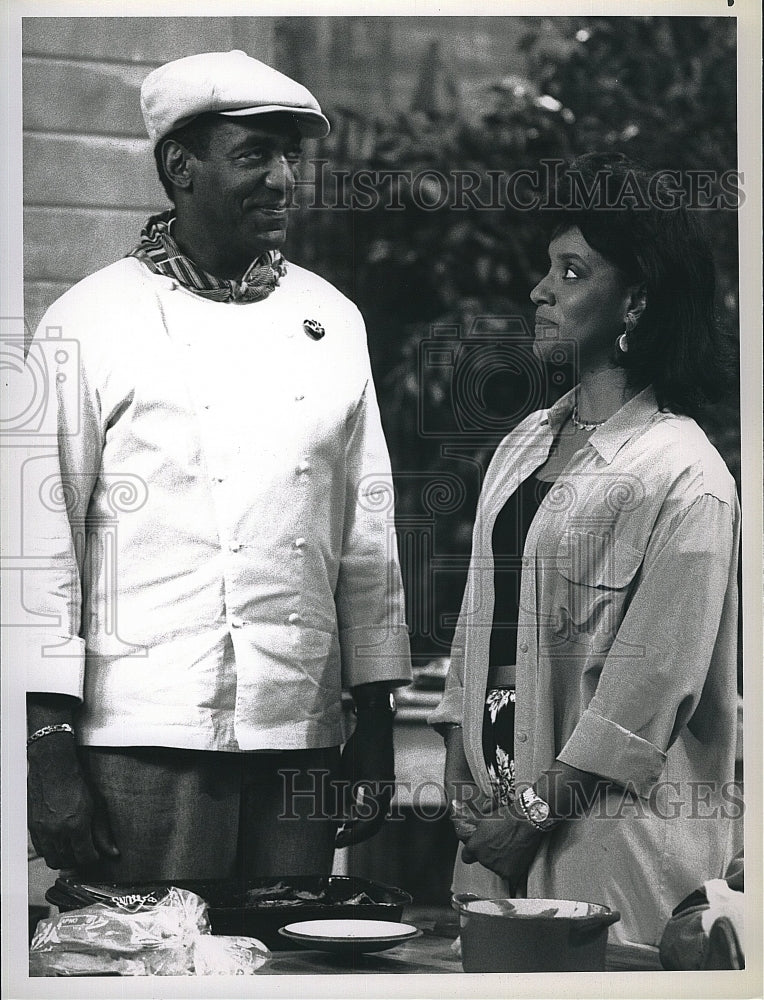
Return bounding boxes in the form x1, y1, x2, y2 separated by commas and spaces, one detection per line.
29, 885, 269, 976
192, 934, 271, 975
659, 850, 744, 971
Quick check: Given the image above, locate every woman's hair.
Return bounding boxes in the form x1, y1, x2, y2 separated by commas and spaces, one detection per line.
540, 152, 735, 416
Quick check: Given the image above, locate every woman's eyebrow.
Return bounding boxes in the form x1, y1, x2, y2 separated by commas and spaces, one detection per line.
549, 250, 589, 266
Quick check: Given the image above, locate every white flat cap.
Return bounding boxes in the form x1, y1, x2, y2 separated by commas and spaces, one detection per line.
141, 49, 330, 143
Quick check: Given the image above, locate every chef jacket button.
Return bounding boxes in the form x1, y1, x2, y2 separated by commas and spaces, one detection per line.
212, 476, 224, 483
287, 612, 301, 625
229, 541, 242, 552
295, 393, 305, 401
296, 461, 311, 475
294, 537, 306, 549
516, 731, 527, 743
519, 641, 529, 653
230, 616, 245, 628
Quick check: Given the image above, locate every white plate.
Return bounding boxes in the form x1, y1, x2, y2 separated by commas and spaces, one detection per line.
279, 918, 421, 953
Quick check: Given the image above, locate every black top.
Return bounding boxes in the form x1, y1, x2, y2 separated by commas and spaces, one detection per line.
489, 474, 554, 668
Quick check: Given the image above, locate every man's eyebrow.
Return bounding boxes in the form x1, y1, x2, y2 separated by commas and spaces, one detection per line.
227, 137, 271, 153
228, 134, 303, 154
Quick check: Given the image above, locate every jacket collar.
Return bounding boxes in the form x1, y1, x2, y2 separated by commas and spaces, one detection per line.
543, 385, 661, 465
129, 209, 287, 303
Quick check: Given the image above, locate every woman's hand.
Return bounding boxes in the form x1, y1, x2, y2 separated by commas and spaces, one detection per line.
443, 725, 473, 799
443, 725, 491, 827
451, 798, 545, 892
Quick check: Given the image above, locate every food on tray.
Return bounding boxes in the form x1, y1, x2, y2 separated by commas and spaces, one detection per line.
241, 882, 376, 907
46, 876, 412, 952
243, 882, 327, 906
343, 891, 376, 905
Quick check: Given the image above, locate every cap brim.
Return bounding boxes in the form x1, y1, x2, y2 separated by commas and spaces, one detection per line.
219, 104, 330, 138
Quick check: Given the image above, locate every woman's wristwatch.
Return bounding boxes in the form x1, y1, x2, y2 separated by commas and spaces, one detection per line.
518, 786, 560, 831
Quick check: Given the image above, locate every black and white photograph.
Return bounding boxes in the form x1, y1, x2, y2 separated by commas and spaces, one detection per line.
1, 3, 761, 997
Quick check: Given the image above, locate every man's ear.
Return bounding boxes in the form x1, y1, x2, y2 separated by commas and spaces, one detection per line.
160, 139, 193, 192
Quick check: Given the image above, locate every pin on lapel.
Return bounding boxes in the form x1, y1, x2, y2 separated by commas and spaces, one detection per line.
303, 319, 325, 340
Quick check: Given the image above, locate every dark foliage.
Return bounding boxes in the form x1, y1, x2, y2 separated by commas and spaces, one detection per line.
286, 16, 740, 661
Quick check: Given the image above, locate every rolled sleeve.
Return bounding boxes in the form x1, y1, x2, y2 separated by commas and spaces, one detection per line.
335, 373, 412, 690
25, 633, 86, 700
339, 624, 411, 687
427, 624, 467, 732
558, 707, 666, 797
557, 493, 737, 798
427, 684, 464, 731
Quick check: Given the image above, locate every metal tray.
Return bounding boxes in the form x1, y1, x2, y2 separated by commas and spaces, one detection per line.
46, 875, 412, 950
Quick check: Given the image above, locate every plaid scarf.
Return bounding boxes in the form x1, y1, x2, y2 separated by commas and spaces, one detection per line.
128, 210, 287, 303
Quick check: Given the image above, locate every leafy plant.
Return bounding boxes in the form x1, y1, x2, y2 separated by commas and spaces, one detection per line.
287, 16, 739, 660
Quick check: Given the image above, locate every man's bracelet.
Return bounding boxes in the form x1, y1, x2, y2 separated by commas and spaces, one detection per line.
27, 723, 75, 747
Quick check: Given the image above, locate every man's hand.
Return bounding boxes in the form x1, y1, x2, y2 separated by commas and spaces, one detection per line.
451, 798, 545, 893
27, 695, 119, 871
334, 688, 396, 848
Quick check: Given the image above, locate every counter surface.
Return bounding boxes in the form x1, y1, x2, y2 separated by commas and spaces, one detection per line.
262, 906, 663, 975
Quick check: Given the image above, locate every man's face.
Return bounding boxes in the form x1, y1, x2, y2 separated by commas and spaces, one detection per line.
184, 115, 302, 262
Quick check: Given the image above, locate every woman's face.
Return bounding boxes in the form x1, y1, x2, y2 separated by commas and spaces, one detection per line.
530, 226, 634, 373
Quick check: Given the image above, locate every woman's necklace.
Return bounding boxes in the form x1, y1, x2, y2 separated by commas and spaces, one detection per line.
570, 405, 607, 432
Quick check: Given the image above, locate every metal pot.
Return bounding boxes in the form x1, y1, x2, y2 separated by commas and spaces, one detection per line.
452, 893, 621, 973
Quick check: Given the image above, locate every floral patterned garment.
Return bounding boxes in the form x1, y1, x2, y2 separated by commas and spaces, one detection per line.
483, 687, 516, 805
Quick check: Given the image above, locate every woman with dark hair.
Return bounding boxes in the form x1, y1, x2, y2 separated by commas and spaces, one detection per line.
429, 153, 740, 953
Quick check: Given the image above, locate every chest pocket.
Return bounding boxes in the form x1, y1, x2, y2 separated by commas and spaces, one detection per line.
553, 530, 644, 637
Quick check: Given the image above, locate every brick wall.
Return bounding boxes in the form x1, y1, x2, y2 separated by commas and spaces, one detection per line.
22, 16, 525, 337
274, 17, 525, 119
22, 17, 275, 336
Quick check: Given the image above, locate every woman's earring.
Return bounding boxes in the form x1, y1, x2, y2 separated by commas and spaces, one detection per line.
617, 313, 637, 354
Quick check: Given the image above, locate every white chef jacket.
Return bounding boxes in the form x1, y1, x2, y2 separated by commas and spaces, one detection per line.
24, 257, 412, 750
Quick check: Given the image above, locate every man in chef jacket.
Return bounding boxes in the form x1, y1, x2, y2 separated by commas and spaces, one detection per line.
25, 50, 411, 880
